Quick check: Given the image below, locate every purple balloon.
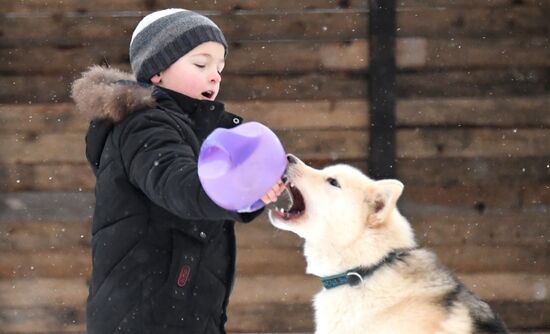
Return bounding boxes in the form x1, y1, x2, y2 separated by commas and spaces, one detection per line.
198, 122, 287, 211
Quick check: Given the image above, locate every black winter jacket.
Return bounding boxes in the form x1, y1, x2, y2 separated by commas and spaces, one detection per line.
71, 66, 263, 334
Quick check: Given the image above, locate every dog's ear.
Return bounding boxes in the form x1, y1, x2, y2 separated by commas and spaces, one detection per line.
366, 179, 404, 227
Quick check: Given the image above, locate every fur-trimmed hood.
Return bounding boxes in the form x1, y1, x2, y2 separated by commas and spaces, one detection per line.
72, 65, 242, 176
71, 66, 156, 122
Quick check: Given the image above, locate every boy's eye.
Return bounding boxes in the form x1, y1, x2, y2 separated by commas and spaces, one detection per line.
195, 64, 205, 68
327, 177, 341, 188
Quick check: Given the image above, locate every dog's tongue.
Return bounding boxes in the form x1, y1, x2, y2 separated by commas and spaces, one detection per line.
269, 186, 294, 211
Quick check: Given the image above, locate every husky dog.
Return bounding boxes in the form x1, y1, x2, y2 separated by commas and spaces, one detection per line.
269, 154, 508, 334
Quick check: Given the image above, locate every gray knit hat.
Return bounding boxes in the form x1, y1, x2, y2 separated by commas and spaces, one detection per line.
129, 8, 228, 82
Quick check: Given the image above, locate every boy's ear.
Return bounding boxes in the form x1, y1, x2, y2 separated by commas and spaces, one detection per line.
150, 74, 161, 85
366, 179, 404, 227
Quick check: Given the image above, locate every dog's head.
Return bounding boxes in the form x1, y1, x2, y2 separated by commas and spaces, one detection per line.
269, 154, 404, 247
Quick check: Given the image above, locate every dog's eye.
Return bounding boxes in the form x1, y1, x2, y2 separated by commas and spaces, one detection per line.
327, 177, 341, 188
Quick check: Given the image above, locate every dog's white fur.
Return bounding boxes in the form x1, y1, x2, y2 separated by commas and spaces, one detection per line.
269, 155, 506, 334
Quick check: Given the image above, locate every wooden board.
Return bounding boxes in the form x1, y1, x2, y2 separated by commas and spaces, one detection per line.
396, 0, 547, 7
4, 37, 549, 75
0, 273, 548, 307
239, 209, 550, 248
0, 306, 85, 333
1, 0, 369, 13
0, 192, 94, 223
2, 179, 550, 225
395, 6, 549, 38
491, 301, 550, 329
236, 221, 303, 249
457, 273, 550, 303
430, 244, 550, 274
3, 96, 549, 134
0, 104, 86, 133
397, 157, 550, 187
236, 244, 550, 275
2, 0, 547, 14
235, 237, 550, 275
0, 221, 90, 252
1, 211, 548, 278
0, 73, 362, 103
0, 303, 548, 334
2, 127, 549, 166
1, 11, 369, 44
395, 96, 550, 127
523, 184, 550, 210
401, 184, 520, 211
0, 130, 363, 164
397, 128, 550, 158
0, 250, 91, 279
0, 163, 95, 192
395, 68, 548, 98
232, 273, 550, 304
0, 133, 86, 164
423, 37, 550, 68
227, 303, 314, 333
2, 202, 548, 250
412, 212, 550, 247
0, 279, 87, 308
2, 7, 548, 47
4, 40, 371, 74
229, 301, 550, 332
0, 275, 548, 332
2, 67, 548, 103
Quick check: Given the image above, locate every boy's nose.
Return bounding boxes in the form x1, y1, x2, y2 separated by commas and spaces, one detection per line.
210, 71, 221, 83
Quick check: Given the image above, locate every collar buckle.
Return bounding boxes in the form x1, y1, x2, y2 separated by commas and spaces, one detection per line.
346, 272, 364, 287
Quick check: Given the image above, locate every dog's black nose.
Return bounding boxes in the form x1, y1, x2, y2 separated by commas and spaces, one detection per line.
287, 154, 298, 164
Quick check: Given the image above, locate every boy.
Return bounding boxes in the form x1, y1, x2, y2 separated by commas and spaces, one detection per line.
71, 8, 284, 334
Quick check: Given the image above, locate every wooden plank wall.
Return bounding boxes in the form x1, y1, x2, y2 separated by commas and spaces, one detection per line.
1, 0, 549, 333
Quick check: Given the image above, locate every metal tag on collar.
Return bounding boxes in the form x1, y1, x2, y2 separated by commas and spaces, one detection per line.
346, 271, 364, 287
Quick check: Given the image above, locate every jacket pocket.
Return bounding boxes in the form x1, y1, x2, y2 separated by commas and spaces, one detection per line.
149, 229, 207, 331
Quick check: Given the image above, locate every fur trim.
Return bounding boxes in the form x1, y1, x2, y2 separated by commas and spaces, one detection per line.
71, 66, 156, 123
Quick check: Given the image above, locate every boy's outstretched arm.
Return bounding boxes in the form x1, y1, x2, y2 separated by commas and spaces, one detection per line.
118, 109, 264, 223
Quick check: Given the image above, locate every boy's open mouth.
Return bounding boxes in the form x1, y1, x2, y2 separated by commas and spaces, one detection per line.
273, 182, 306, 221
201, 90, 214, 99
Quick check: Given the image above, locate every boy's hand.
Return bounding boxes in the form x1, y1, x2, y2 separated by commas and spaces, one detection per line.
261, 180, 286, 204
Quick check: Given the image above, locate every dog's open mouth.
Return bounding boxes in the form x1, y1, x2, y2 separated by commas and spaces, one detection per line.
201, 90, 215, 99
273, 182, 306, 221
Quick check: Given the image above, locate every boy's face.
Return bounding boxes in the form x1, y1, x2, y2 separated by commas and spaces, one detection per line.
154, 41, 225, 101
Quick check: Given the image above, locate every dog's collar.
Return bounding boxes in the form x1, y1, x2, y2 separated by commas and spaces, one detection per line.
320, 246, 419, 290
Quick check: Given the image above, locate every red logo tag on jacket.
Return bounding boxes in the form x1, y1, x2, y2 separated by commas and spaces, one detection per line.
177, 265, 191, 287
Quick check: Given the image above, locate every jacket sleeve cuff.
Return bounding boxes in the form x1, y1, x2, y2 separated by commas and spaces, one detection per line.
235, 207, 265, 223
